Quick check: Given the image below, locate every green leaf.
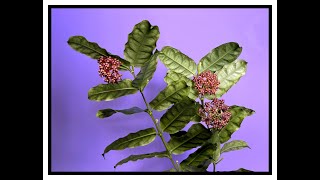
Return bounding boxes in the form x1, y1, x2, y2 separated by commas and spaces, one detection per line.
96, 107, 145, 119
206, 60, 247, 99
221, 140, 250, 154
160, 99, 201, 134
124, 20, 160, 67
180, 143, 216, 170
88, 79, 138, 101
219, 106, 255, 143
103, 128, 157, 156
132, 51, 158, 90
182, 165, 208, 172
67, 36, 130, 70
167, 123, 211, 155
170, 131, 187, 138
159, 46, 197, 78
149, 81, 189, 111
163, 168, 177, 172
114, 151, 168, 168
208, 131, 221, 163
198, 42, 242, 74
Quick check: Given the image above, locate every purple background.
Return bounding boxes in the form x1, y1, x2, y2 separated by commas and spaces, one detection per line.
51, 8, 269, 172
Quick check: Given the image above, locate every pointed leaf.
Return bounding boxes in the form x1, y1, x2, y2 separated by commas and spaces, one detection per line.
198, 42, 242, 73
159, 46, 196, 78
124, 20, 160, 67
96, 107, 145, 118
114, 151, 168, 168
149, 81, 189, 111
88, 79, 138, 101
206, 60, 247, 99
160, 99, 201, 134
180, 143, 216, 170
132, 51, 158, 90
103, 128, 156, 155
167, 123, 211, 155
219, 106, 255, 143
67, 36, 130, 70
221, 140, 250, 154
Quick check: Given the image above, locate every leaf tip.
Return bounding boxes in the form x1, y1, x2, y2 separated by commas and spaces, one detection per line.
102, 153, 105, 160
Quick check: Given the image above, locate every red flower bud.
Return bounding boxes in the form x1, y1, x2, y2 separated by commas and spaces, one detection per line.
97, 56, 122, 83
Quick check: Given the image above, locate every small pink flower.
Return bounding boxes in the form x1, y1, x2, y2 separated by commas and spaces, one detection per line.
193, 71, 219, 97
199, 98, 232, 130
98, 56, 122, 83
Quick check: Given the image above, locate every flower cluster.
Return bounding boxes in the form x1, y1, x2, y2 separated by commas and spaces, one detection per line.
199, 98, 232, 130
193, 71, 219, 96
98, 56, 122, 83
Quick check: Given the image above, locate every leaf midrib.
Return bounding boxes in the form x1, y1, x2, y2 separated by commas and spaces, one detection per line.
185, 145, 211, 166
162, 105, 189, 131
169, 130, 204, 153
152, 84, 186, 109
162, 50, 195, 75
90, 87, 137, 96
221, 144, 247, 153
111, 130, 156, 149
69, 39, 108, 57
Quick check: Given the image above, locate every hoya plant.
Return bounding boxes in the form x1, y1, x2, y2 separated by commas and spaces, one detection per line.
67, 20, 255, 172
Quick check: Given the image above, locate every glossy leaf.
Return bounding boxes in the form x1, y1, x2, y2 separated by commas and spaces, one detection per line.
221, 140, 250, 154
159, 46, 197, 78
114, 151, 168, 168
206, 59, 247, 99
88, 79, 138, 101
132, 51, 158, 90
149, 81, 189, 111
124, 20, 160, 67
198, 42, 242, 73
180, 143, 216, 169
96, 107, 145, 118
67, 36, 130, 70
160, 99, 201, 134
167, 123, 211, 155
219, 106, 255, 143
103, 128, 156, 156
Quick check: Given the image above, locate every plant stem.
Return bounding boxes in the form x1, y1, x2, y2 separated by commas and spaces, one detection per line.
200, 97, 209, 129
130, 69, 179, 171
213, 163, 216, 172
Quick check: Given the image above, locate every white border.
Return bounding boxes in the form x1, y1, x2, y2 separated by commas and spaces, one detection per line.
43, 1, 277, 180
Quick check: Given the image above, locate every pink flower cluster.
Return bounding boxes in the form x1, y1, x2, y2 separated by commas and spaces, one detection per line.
199, 98, 232, 130
98, 56, 122, 83
193, 71, 219, 96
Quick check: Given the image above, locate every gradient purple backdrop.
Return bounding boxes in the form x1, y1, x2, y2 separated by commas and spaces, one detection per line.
51, 8, 269, 172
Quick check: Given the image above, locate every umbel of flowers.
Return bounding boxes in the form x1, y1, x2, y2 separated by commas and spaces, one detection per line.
68, 20, 255, 172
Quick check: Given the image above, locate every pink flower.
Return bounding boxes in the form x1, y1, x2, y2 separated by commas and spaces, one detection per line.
199, 98, 232, 130
193, 71, 219, 96
98, 56, 122, 83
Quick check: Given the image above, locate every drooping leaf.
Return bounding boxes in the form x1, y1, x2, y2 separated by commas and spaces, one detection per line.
96, 107, 145, 119
103, 128, 157, 156
180, 143, 216, 170
114, 151, 168, 168
170, 131, 187, 138
132, 51, 158, 90
198, 42, 242, 74
149, 81, 189, 111
159, 46, 197, 78
219, 106, 255, 143
160, 99, 201, 134
124, 20, 160, 67
164, 71, 199, 101
88, 79, 138, 101
206, 59, 247, 99
221, 140, 250, 154
167, 123, 211, 155
67, 36, 130, 70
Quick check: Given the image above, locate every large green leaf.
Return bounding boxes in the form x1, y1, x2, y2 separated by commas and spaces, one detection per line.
160, 99, 201, 134
103, 128, 156, 156
170, 131, 187, 138
88, 79, 138, 101
159, 46, 197, 78
124, 20, 160, 67
219, 106, 255, 143
167, 123, 211, 155
208, 131, 221, 163
164, 71, 199, 101
96, 107, 145, 119
67, 36, 130, 70
221, 140, 250, 154
114, 151, 168, 168
149, 81, 189, 111
206, 59, 247, 99
132, 51, 158, 90
180, 143, 216, 170
198, 42, 242, 73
